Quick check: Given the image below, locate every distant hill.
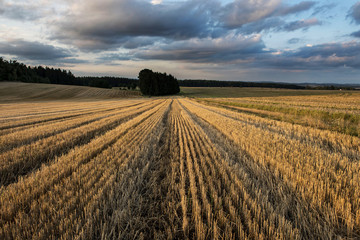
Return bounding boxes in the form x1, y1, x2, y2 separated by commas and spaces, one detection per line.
0, 82, 140, 102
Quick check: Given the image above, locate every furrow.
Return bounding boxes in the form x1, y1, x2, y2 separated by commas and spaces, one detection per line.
0, 100, 168, 230
181, 98, 360, 238
180, 101, 299, 239
0, 100, 161, 186
0, 100, 147, 132
68, 100, 172, 239
0, 100, 153, 153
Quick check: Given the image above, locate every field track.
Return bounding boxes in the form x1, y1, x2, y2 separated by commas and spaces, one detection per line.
0, 96, 359, 239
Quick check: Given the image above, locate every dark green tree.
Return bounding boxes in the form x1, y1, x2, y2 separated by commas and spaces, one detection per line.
138, 69, 180, 96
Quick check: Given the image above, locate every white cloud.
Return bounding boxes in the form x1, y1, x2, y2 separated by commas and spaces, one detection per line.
151, 0, 162, 5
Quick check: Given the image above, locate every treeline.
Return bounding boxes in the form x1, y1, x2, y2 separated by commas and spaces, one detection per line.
139, 69, 180, 96
77, 77, 138, 89
1, 57, 356, 91
178, 79, 306, 89
0, 57, 77, 85
178, 80, 357, 90
305, 85, 355, 90
0, 58, 66, 84
0, 58, 137, 89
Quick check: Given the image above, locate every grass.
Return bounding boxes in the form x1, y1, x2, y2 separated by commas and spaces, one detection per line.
199, 98, 360, 136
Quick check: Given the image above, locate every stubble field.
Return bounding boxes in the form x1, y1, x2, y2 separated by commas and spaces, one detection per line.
0, 85, 359, 239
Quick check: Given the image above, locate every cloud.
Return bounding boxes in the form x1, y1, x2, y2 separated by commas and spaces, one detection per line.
151, 0, 162, 5
121, 37, 161, 49
0, 39, 73, 60
261, 41, 360, 70
217, 0, 318, 35
239, 17, 320, 34
52, 0, 219, 51
0, 1, 39, 20
220, 0, 316, 29
96, 53, 132, 63
238, 18, 285, 34
288, 38, 301, 44
60, 58, 88, 64
350, 2, 360, 24
132, 36, 360, 73
51, 0, 320, 51
281, 18, 321, 31
220, 0, 282, 28
134, 34, 266, 63
277, 1, 316, 16
291, 42, 360, 59
0, 0, 55, 21
351, 30, 360, 38
311, 3, 336, 16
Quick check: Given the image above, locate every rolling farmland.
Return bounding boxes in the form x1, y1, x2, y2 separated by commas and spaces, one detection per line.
0, 86, 360, 239
0, 82, 140, 102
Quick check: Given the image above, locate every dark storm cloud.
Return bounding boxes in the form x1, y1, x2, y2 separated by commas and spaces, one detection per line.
53, 0, 219, 51
52, 0, 319, 51
0, 39, 73, 60
350, 2, 360, 24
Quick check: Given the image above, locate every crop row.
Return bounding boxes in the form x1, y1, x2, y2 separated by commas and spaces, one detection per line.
0, 97, 359, 239
0, 99, 171, 239
181, 98, 360, 238
0, 99, 162, 186
199, 97, 360, 136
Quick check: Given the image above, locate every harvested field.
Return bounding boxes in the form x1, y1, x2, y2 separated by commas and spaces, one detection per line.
1, 92, 359, 239
0, 82, 140, 102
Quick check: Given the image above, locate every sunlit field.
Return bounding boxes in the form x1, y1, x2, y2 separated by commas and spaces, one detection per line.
0, 84, 359, 239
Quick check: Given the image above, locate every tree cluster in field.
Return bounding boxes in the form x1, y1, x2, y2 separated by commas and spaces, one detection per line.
139, 69, 180, 96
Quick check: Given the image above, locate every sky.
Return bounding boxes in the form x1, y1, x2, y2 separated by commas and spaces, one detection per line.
0, 0, 360, 84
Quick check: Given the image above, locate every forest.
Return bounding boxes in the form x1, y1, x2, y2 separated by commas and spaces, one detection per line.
0, 58, 137, 89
